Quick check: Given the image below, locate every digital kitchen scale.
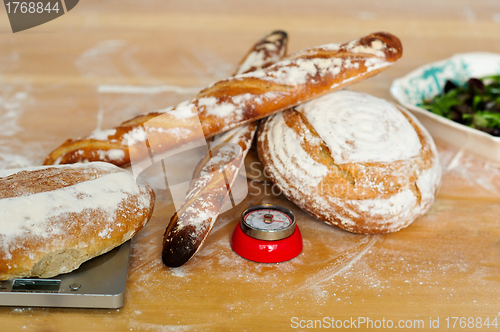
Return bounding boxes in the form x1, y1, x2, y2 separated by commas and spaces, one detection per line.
0, 241, 131, 309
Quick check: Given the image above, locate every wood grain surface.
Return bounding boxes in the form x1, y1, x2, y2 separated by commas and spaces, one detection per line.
1, 1, 500, 331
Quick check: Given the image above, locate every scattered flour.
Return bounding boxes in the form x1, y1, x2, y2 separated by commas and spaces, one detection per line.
0, 85, 37, 170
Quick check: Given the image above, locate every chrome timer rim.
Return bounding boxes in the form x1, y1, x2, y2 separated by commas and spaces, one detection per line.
240, 204, 296, 241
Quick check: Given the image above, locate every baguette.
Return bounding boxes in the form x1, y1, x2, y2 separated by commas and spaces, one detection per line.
161, 31, 288, 267
44, 32, 403, 167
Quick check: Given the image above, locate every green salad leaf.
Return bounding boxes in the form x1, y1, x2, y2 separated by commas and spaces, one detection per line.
419, 75, 500, 136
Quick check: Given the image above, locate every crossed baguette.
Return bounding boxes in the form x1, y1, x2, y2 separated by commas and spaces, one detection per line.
43, 31, 403, 267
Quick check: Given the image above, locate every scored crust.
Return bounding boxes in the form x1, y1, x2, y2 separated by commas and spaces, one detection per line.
0, 162, 155, 280
257, 90, 441, 234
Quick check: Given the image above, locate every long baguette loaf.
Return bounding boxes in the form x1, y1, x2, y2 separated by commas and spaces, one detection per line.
162, 31, 288, 267
44, 32, 403, 167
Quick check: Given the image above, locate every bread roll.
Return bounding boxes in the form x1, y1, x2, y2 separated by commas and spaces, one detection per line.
0, 162, 155, 280
257, 90, 441, 234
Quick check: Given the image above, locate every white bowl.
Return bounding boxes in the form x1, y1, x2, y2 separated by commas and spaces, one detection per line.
390, 52, 500, 164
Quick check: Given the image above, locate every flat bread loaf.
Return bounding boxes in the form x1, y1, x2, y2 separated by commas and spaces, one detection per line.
257, 90, 441, 234
0, 162, 155, 280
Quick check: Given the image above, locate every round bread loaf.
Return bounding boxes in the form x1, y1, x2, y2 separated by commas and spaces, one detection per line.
0, 162, 155, 280
257, 90, 441, 234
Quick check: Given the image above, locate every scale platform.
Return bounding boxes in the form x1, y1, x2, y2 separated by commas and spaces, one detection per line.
0, 241, 131, 309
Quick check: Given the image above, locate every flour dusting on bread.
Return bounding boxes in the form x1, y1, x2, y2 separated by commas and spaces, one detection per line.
296, 90, 422, 164
0, 162, 155, 280
258, 90, 441, 234
44, 32, 403, 167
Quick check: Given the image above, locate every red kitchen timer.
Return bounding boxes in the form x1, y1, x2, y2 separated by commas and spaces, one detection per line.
231, 204, 303, 263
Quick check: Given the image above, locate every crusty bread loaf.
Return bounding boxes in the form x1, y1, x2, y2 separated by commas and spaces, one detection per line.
162, 30, 288, 267
257, 90, 441, 234
162, 123, 258, 267
44, 32, 403, 167
0, 162, 155, 280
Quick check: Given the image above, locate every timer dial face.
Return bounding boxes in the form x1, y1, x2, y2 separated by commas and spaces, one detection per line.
240, 204, 296, 241
243, 209, 292, 231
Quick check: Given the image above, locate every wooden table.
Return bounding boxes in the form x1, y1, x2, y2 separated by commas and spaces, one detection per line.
1, 1, 500, 331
